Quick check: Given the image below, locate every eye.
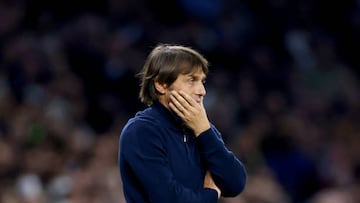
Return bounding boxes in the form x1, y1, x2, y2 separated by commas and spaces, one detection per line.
202, 79, 206, 84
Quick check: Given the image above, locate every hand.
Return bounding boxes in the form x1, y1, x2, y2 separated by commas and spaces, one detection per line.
169, 90, 210, 136
203, 171, 221, 199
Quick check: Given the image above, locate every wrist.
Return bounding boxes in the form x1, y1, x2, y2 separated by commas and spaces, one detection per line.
194, 124, 211, 137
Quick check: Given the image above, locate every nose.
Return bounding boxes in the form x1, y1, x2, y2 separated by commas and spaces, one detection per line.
196, 82, 206, 97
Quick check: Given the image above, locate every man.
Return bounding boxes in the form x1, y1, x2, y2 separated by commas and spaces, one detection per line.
118, 44, 246, 202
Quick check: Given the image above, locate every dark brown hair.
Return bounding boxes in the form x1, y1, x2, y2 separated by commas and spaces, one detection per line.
138, 44, 209, 106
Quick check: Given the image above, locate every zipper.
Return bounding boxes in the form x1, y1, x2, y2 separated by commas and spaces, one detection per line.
183, 134, 187, 143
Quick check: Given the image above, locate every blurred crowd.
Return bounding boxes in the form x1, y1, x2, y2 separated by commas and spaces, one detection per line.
0, 0, 360, 202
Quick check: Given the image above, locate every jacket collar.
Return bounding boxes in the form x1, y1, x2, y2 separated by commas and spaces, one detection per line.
151, 101, 195, 139
152, 100, 183, 129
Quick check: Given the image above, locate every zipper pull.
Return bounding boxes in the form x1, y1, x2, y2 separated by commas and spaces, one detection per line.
183, 134, 187, 143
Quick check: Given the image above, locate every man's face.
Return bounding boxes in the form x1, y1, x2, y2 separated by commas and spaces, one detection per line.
160, 69, 207, 109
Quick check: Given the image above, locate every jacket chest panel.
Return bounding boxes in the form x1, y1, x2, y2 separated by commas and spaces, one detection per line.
163, 129, 204, 188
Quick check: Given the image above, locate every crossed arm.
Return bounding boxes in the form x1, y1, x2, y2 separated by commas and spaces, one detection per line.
169, 90, 247, 196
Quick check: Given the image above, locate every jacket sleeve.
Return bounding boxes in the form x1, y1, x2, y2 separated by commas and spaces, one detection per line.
120, 120, 218, 203
197, 126, 247, 197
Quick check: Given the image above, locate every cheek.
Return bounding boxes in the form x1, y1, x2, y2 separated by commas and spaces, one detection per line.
169, 82, 194, 95
180, 86, 193, 95
169, 84, 181, 92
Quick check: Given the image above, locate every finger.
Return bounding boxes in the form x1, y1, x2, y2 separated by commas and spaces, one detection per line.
169, 101, 185, 117
171, 91, 191, 109
178, 90, 196, 106
170, 94, 186, 114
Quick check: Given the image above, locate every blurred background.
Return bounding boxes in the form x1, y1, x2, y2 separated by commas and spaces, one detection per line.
0, 0, 359, 202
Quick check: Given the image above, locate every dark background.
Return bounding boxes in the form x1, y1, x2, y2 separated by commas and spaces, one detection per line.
0, 0, 359, 202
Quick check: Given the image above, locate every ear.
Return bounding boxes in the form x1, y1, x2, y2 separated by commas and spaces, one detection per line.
154, 80, 167, 94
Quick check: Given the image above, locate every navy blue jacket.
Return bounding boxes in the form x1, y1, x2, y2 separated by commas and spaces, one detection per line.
118, 101, 246, 203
